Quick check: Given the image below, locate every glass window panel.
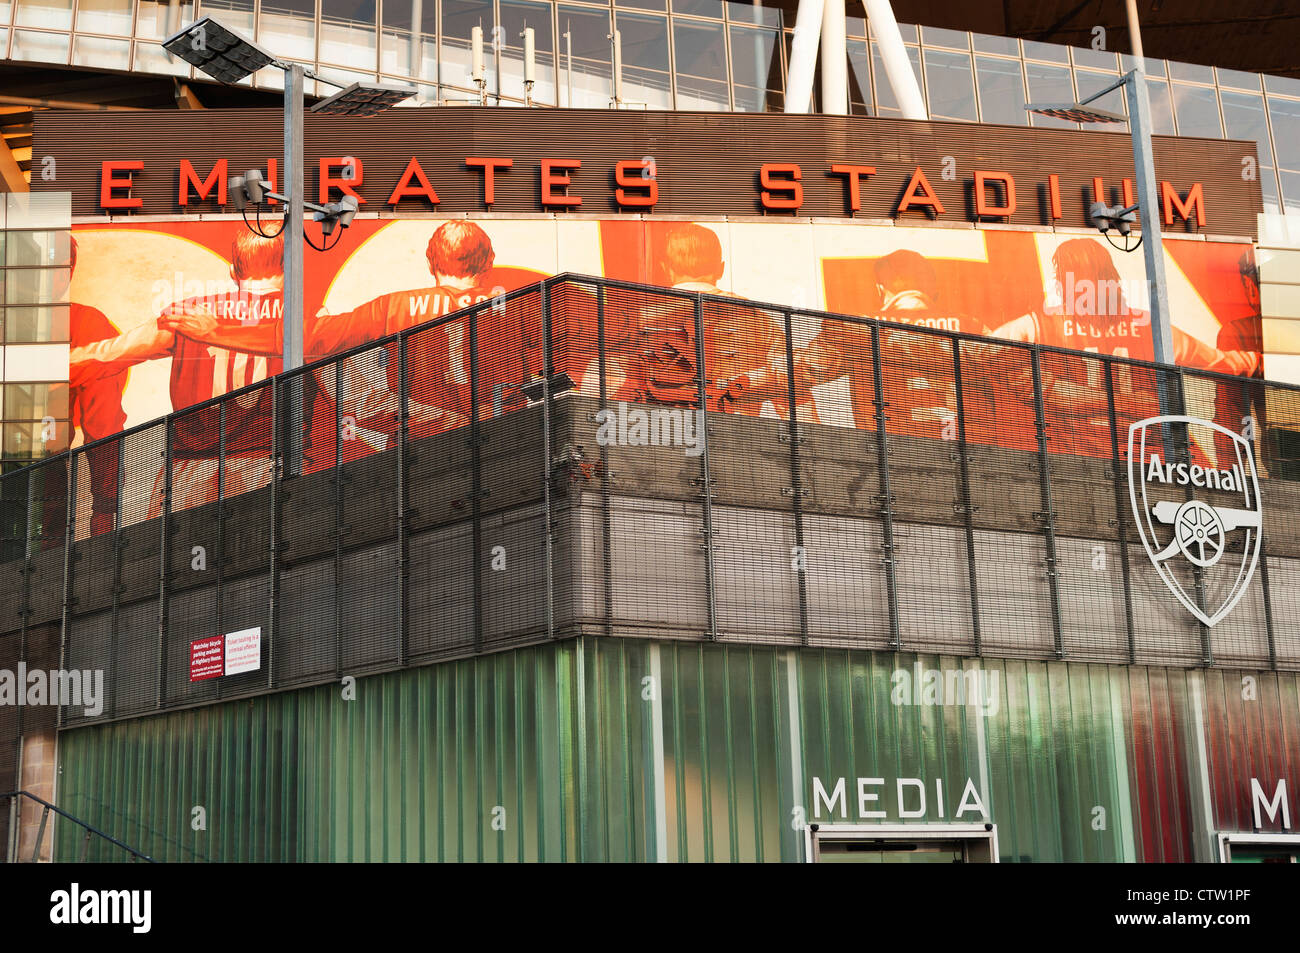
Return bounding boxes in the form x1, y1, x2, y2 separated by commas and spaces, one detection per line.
5, 269, 68, 306
1269, 96, 1300, 172
320, 0, 377, 70
972, 32, 1018, 56
870, 20, 915, 42
4, 305, 70, 342
443, 0, 495, 96
3, 383, 69, 421
1221, 90, 1274, 165
260, 0, 317, 62
1216, 67, 1260, 91
920, 25, 968, 50
672, 0, 723, 18
72, 35, 131, 70
7, 193, 69, 230
1071, 45, 1116, 71
728, 1, 780, 27
730, 24, 779, 112
870, 41, 920, 117
4, 422, 69, 458
1146, 78, 1176, 135
616, 12, 671, 108
0, 1, 9, 26
501, 0, 556, 105
620, 0, 666, 9
1025, 61, 1076, 129
198, 0, 255, 40
845, 12, 865, 37
975, 55, 1025, 126
1168, 60, 1214, 85
73, 0, 131, 33
133, 39, 192, 77
674, 19, 728, 110
847, 36, 871, 114
11, 28, 69, 63
1119, 53, 1164, 76
5, 231, 68, 268
14, 0, 71, 30
1280, 169, 1300, 211
134, 0, 195, 39
557, 4, 612, 108
922, 47, 975, 121
1264, 74, 1300, 98
1172, 82, 1222, 138
1022, 39, 1068, 63
1075, 69, 1125, 123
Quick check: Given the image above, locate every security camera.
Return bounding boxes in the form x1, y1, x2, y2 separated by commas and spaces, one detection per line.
244, 169, 267, 204
336, 194, 359, 229
1089, 201, 1112, 233
228, 175, 247, 211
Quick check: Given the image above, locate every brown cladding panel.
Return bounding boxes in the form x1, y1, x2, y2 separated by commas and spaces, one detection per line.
34, 108, 1261, 236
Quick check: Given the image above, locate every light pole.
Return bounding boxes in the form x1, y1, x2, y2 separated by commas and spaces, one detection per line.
1026, 68, 1174, 373
161, 17, 414, 372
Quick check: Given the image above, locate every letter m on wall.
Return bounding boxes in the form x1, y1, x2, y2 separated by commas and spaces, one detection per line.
180, 159, 228, 206
1161, 181, 1206, 227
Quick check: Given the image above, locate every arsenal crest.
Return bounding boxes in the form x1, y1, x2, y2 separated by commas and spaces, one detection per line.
1127, 416, 1263, 627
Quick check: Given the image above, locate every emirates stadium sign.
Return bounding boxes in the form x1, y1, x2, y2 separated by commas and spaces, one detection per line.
1128, 416, 1263, 627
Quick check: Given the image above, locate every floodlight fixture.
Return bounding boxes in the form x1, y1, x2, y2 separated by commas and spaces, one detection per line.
310, 82, 415, 117
1025, 103, 1126, 124
161, 17, 276, 83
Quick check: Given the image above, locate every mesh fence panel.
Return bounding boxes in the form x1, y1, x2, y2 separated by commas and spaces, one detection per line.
0, 274, 1295, 750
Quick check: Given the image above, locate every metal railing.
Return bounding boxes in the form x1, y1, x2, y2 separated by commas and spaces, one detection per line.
2, 790, 155, 862
0, 273, 1296, 737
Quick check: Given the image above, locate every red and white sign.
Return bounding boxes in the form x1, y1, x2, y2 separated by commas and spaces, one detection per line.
188, 627, 262, 681
188, 636, 224, 682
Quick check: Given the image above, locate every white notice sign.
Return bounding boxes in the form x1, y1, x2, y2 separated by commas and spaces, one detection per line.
223, 627, 262, 676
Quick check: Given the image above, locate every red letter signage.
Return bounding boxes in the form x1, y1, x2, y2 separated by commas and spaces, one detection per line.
829, 164, 876, 212
896, 166, 944, 216
615, 159, 658, 208
100, 160, 143, 210
540, 158, 582, 207
1161, 181, 1207, 226
387, 157, 440, 205
973, 170, 1016, 218
760, 163, 803, 210
319, 156, 366, 204
179, 159, 228, 206
466, 156, 513, 205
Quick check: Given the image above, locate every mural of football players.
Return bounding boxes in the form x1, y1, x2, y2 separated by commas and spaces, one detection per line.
606, 222, 789, 416
69, 231, 286, 510
990, 237, 1260, 456
729, 249, 985, 433
63, 236, 128, 535
1212, 252, 1266, 467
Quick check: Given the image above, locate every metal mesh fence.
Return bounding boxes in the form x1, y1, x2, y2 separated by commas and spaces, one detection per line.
1, 274, 1298, 736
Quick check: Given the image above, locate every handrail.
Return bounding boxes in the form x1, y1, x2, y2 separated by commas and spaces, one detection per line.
1, 790, 156, 863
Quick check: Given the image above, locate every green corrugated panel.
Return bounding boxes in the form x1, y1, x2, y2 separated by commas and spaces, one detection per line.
54, 637, 1204, 862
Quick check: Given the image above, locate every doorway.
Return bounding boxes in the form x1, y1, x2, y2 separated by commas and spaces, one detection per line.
805, 824, 999, 863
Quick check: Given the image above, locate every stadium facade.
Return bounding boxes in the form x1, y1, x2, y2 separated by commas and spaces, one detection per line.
2, 2, 1300, 863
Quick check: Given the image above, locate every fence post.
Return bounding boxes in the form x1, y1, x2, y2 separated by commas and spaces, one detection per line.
1104, 362, 1137, 664
542, 284, 557, 640
155, 420, 172, 708
869, 324, 901, 651
783, 309, 810, 647
398, 335, 411, 667
951, 342, 982, 656
470, 306, 485, 655
597, 285, 614, 639
693, 293, 719, 642
268, 376, 280, 689
215, 402, 226, 702
59, 452, 77, 728
333, 359, 344, 676
108, 436, 125, 718
1029, 347, 1064, 660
